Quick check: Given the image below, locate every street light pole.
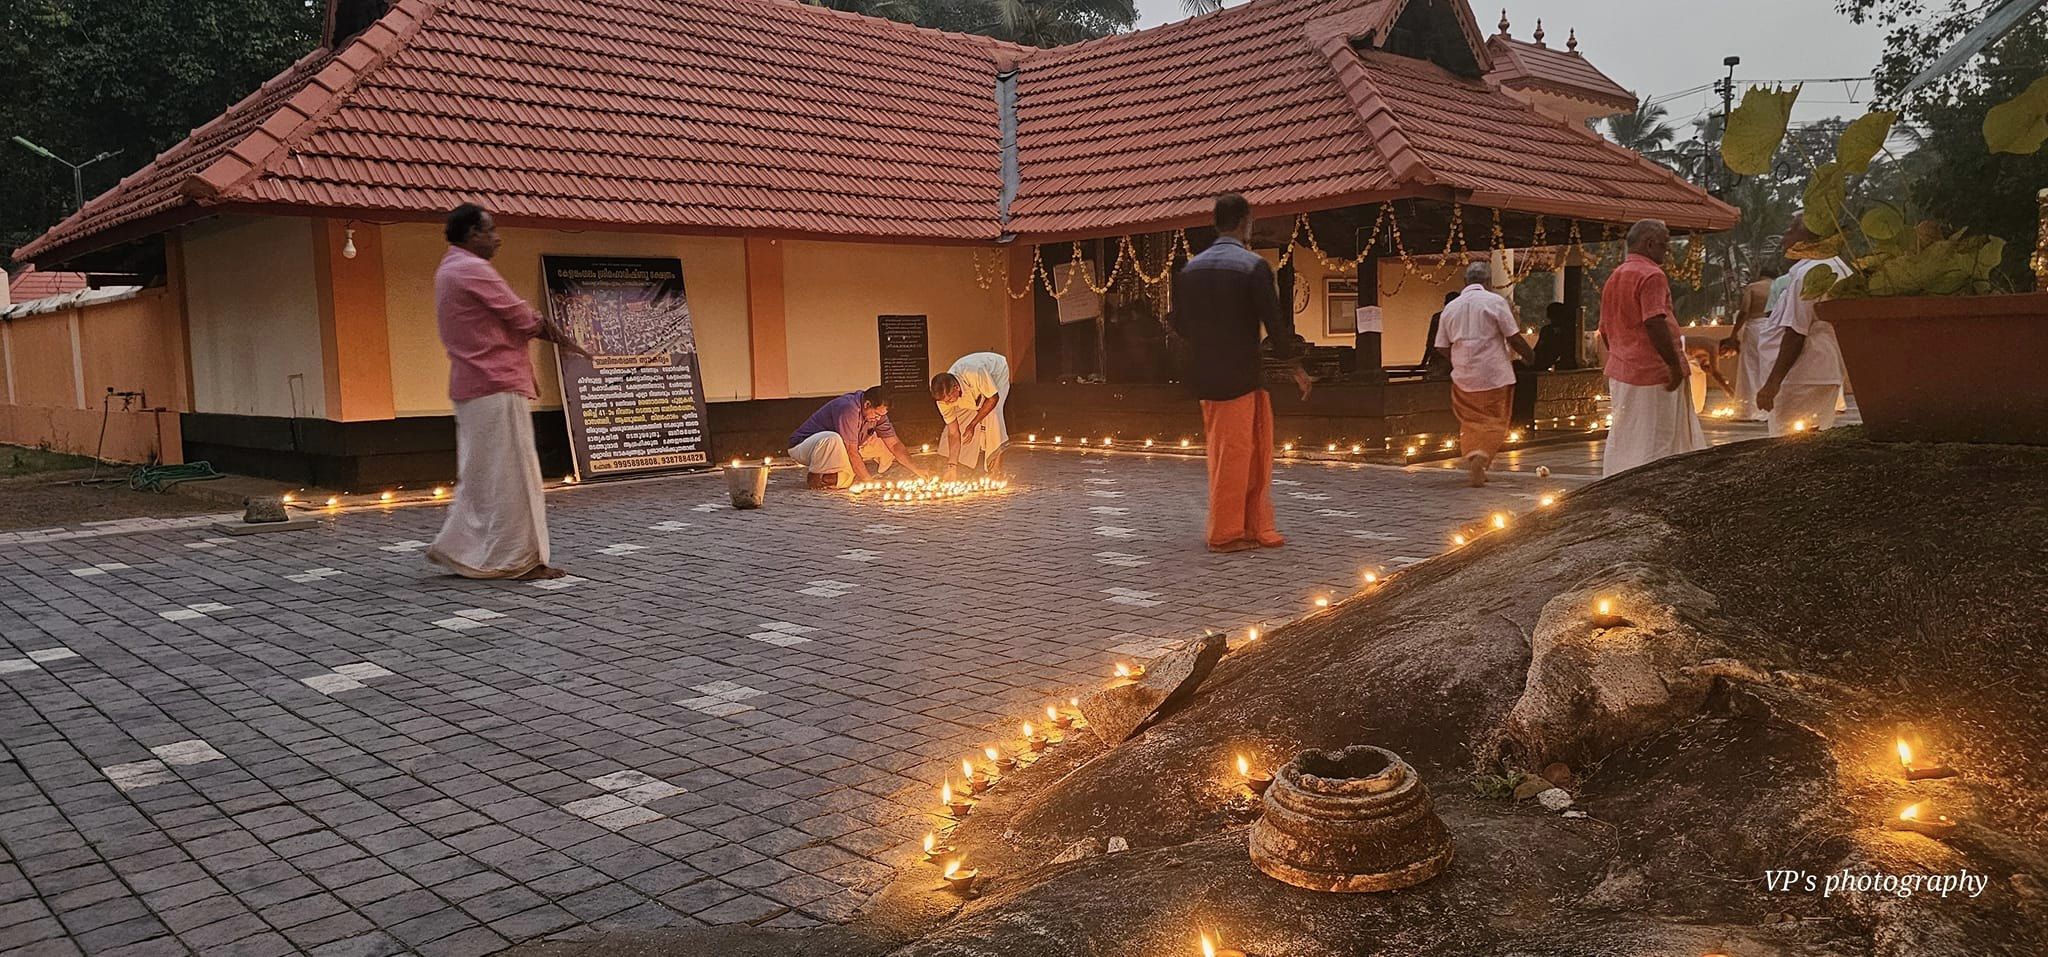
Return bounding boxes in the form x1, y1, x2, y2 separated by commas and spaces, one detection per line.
10, 136, 121, 210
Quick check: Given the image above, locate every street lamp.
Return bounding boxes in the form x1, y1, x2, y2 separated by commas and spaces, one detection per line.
10, 136, 121, 211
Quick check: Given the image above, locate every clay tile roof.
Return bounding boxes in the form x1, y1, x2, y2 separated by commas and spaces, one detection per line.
20, 0, 1732, 263
6, 266, 90, 302
1483, 34, 1636, 112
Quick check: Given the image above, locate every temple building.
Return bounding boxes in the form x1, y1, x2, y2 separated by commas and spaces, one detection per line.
3, 0, 1731, 486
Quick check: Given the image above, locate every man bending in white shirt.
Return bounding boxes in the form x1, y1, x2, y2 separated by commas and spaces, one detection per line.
1756, 219, 1850, 436
930, 352, 1012, 478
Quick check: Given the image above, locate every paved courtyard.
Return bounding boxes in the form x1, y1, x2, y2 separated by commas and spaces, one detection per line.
0, 448, 1582, 956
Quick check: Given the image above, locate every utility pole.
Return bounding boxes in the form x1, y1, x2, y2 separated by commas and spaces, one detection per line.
10, 137, 121, 210
1711, 56, 1741, 317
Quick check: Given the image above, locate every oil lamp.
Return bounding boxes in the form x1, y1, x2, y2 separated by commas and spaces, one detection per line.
1590, 597, 1630, 628
986, 745, 1014, 772
1896, 740, 1956, 781
1236, 753, 1272, 796
1199, 930, 1247, 957
1887, 802, 1957, 838
942, 857, 979, 894
922, 831, 954, 863
942, 781, 972, 817
1048, 704, 1074, 731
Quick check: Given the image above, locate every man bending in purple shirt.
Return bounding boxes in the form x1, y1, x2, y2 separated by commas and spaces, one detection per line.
788, 387, 927, 489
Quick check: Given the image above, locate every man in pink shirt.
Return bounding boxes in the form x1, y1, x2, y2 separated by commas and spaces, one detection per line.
426, 203, 588, 581
1598, 219, 1706, 476
1435, 261, 1534, 486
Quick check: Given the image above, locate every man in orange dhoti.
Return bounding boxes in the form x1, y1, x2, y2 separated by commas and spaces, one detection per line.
1436, 261, 1533, 487
1168, 194, 1313, 552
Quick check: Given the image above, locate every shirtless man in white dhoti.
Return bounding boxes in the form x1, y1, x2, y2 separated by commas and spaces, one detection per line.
929, 352, 1011, 478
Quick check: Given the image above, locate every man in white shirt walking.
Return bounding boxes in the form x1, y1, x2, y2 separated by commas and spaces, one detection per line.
1756, 219, 1850, 436
1436, 261, 1534, 487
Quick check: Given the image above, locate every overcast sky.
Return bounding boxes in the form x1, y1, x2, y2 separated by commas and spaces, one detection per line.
1131, 0, 1894, 126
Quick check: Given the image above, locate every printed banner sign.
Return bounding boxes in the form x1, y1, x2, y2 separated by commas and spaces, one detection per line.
542, 255, 710, 479
877, 314, 930, 397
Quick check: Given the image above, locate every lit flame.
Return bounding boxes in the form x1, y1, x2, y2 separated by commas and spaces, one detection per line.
1491, 513, 1507, 530
985, 746, 1000, 762
1326, 442, 1338, 452
1114, 663, 1132, 678
1793, 419, 1809, 433
281, 492, 295, 504
1201, 931, 1217, 957
1897, 740, 1913, 766
944, 858, 963, 879
1452, 533, 1468, 546
1538, 494, 1556, 507
1068, 696, 1079, 707
1900, 802, 1921, 821
1079, 437, 1089, 445
1235, 754, 1250, 776
1245, 627, 1259, 641
325, 496, 340, 508
1363, 571, 1377, 585
1046, 705, 1059, 722
1021, 722, 1034, 738
1144, 438, 1155, 447
1282, 442, 1294, 451
1180, 438, 1191, 448
1101, 436, 1112, 445
1350, 444, 1362, 454
923, 832, 936, 853
961, 759, 974, 780
432, 486, 447, 499
1314, 596, 1330, 608
1028, 434, 1038, 442
731, 459, 741, 468
1508, 430, 1523, 443
379, 491, 394, 502
1054, 436, 1064, 444
1596, 598, 1613, 617
1403, 445, 1418, 456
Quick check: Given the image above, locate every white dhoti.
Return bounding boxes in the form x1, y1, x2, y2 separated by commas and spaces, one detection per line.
1768, 385, 1841, 436
1603, 378, 1708, 477
427, 391, 549, 578
1688, 367, 1708, 414
1735, 322, 1766, 419
790, 431, 896, 488
937, 391, 1008, 470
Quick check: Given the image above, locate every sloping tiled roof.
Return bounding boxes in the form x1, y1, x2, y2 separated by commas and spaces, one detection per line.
22, 0, 1021, 260
1484, 34, 1635, 111
5, 266, 90, 302
21, 0, 1733, 263
1004, 0, 1729, 236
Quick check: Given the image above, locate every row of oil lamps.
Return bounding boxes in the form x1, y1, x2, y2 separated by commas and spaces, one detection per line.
1017, 420, 1609, 460
848, 475, 1011, 502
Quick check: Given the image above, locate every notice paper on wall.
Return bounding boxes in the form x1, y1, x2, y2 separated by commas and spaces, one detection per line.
1355, 305, 1384, 334
542, 254, 711, 479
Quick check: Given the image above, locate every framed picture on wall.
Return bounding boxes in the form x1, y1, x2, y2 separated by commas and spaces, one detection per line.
1325, 278, 1360, 336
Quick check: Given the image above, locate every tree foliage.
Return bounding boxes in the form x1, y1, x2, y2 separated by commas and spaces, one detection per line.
1838, 0, 2048, 289
1, 0, 323, 264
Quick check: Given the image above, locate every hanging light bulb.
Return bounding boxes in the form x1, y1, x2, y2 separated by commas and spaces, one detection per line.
342, 225, 358, 260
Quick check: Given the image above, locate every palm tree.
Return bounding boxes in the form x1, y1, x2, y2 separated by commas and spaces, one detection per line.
806, 0, 926, 20
1603, 102, 1680, 164
1181, 0, 1225, 14
988, 0, 1138, 46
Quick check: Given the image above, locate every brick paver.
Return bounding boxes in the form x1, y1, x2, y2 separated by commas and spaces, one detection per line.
0, 449, 1580, 954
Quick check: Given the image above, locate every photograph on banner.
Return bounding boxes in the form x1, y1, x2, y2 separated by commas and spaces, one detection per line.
542, 255, 710, 479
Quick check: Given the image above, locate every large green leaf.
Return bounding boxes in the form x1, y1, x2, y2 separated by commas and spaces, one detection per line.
1973, 236, 2007, 278
1788, 233, 1848, 261
1859, 205, 1908, 250
1836, 111, 1898, 174
1984, 75, 2048, 155
1722, 84, 1801, 175
1799, 262, 1838, 300
1802, 162, 1847, 237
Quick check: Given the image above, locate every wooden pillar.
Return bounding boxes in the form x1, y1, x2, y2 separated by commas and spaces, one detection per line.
745, 237, 790, 399
1005, 244, 1036, 382
1564, 264, 1588, 367
310, 219, 395, 421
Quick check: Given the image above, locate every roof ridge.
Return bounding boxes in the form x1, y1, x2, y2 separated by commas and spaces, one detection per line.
1311, 29, 1429, 187
729, 0, 1040, 61
1031, 0, 1343, 62
1553, 114, 1738, 225
184, 0, 445, 203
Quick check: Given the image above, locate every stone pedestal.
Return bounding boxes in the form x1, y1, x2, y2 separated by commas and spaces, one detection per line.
1249, 745, 1452, 892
